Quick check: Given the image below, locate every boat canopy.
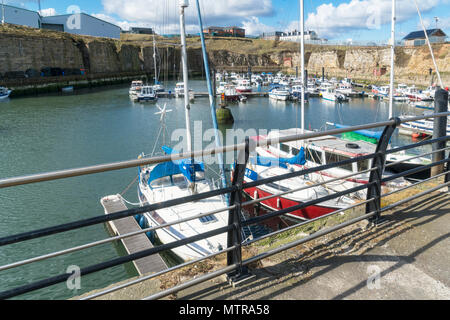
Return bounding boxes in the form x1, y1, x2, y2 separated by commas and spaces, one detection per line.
149, 161, 183, 187
251, 147, 306, 169
162, 146, 205, 183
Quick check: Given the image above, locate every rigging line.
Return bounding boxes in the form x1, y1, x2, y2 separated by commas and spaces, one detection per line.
412, 0, 443, 88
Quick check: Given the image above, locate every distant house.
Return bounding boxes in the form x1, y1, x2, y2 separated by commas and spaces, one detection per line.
129, 27, 154, 35
260, 31, 284, 41
403, 29, 447, 46
203, 26, 245, 38
1, 4, 121, 39
280, 30, 319, 42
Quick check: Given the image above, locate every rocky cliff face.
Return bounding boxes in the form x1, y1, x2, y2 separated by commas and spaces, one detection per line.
1, 25, 449, 86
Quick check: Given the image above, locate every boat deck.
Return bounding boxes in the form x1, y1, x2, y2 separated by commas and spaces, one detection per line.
101, 195, 167, 276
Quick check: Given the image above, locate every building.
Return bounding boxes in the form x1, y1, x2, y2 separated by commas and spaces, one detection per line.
279, 30, 320, 42
402, 29, 447, 46
203, 26, 245, 38
1, 4, 121, 39
41, 13, 121, 39
129, 27, 154, 35
1, 4, 41, 28
260, 31, 284, 41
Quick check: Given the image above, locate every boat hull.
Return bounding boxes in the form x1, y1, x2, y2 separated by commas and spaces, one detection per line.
386, 161, 431, 181
243, 184, 340, 220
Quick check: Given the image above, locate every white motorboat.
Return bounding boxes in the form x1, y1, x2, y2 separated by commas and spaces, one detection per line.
0, 87, 12, 99
129, 80, 144, 97
291, 85, 309, 101
321, 87, 348, 102
135, 85, 158, 102
269, 88, 290, 101
236, 79, 252, 93
153, 83, 165, 93
336, 83, 353, 95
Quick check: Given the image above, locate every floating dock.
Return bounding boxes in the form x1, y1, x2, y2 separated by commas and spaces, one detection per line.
101, 195, 167, 276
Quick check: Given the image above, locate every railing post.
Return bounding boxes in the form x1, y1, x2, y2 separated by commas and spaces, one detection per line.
366, 117, 401, 224
227, 137, 251, 285
445, 151, 450, 193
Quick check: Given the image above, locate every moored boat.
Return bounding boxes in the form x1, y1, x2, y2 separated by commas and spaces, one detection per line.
0, 86, 12, 100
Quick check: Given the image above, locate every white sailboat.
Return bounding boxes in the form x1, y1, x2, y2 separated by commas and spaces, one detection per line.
137, 0, 228, 261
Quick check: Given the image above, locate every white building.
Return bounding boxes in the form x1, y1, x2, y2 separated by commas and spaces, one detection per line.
280, 30, 320, 42
1, 4, 121, 39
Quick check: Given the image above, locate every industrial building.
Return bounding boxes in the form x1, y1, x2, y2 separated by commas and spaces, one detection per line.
1, 4, 121, 39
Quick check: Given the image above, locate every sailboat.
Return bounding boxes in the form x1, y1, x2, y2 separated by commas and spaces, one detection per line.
137, 0, 228, 261
242, 0, 356, 221
152, 33, 165, 93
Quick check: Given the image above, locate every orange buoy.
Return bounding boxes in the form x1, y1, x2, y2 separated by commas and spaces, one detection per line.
412, 132, 421, 139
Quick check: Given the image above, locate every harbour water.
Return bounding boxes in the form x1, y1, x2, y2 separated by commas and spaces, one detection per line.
0, 81, 428, 299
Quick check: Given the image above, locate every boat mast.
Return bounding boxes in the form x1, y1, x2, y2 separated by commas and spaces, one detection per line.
300, 0, 305, 134
388, 0, 396, 119
153, 33, 158, 84
413, 0, 444, 88
1, 0, 5, 25
179, 0, 192, 153
194, 0, 228, 191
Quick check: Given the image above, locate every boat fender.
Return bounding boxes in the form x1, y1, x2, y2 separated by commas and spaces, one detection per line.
139, 216, 147, 229
346, 143, 360, 149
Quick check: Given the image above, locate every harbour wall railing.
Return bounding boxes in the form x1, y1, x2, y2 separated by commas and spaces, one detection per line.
0, 112, 449, 300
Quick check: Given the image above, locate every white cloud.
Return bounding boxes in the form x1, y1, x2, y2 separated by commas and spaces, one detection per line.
100, 0, 274, 34
242, 17, 276, 36
39, 8, 57, 17
304, 0, 444, 39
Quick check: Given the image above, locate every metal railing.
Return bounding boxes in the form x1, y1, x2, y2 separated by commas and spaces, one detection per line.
0, 112, 449, 300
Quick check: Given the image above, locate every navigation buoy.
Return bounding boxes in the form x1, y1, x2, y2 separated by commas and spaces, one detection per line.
216, 106, 234, 124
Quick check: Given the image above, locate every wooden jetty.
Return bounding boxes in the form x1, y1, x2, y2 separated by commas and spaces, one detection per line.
101, 195, 167, 276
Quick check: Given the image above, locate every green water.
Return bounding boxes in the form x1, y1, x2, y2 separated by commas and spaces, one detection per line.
0, 81, 425, 299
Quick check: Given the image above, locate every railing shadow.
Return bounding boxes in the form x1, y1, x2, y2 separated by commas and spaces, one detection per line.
179, 192, 449, 300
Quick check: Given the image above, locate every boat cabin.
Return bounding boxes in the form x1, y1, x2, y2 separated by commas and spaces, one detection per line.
267, 129, 375, 175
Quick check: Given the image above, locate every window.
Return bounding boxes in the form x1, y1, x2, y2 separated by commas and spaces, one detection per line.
357, 160, 370, 172
199, 215, 218, 224
280, 143, 290, 154
305, 148, 323, 165
325, 152, 353, 171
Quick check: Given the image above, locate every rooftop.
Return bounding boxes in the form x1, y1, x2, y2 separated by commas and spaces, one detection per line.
403, 28, 447, 40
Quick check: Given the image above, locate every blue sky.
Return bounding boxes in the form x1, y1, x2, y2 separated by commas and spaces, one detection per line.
4, 0, 450, 41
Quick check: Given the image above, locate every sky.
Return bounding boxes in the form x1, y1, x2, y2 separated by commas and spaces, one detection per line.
3, 0, 450, 41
